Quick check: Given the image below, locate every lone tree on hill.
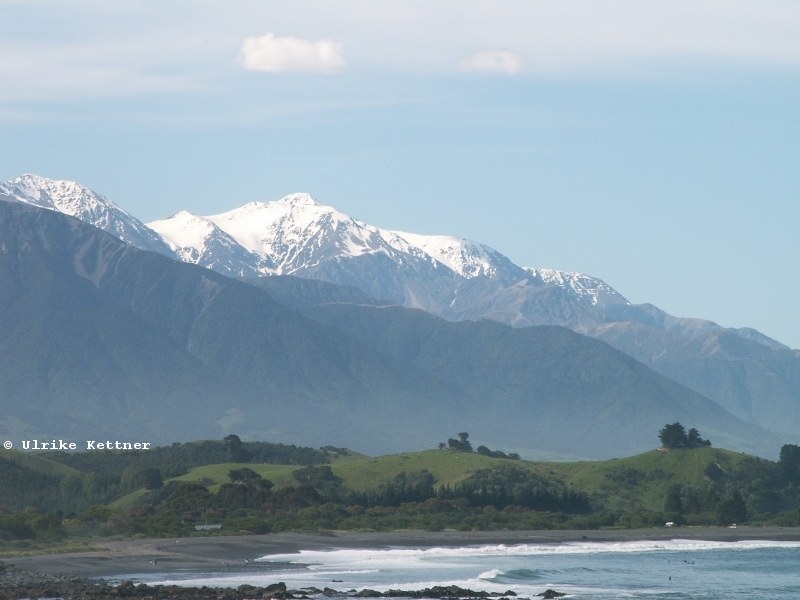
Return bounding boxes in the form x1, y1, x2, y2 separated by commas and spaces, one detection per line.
686, 427, 711, 448
659, 423, 711, 449
447, 432, 473, 453
223, 434, 254, 463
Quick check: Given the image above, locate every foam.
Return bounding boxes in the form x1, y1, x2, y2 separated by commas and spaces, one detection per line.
150, 540, 800, 592
258, 539, 800, 565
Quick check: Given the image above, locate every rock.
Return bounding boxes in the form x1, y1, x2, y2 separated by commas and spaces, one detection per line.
0, 563, 296, 600
537, 590, 567, 599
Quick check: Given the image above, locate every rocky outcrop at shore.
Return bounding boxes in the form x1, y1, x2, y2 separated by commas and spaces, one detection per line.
352, 587, 516, 598
0, 564, 292, 600
0, 562, 523, 600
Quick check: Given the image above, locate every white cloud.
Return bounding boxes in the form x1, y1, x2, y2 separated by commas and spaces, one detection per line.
2, 1, 800, 103
460, 51, 521, 74
238, 33, 345, 74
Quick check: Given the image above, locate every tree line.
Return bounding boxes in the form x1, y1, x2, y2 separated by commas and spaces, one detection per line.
440, 432, 520, 460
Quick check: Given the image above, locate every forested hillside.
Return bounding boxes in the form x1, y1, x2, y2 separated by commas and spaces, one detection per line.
2, 437, 799, 549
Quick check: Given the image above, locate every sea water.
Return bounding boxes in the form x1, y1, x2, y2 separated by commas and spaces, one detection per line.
147, 540, 800, 599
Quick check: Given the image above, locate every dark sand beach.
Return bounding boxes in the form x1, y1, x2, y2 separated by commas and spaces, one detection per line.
8, 527, 800, 580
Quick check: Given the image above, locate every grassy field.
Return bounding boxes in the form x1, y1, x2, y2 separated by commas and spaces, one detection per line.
551, 447, 754, 512
325, 446, 754, 513
110, 446, 756, 513
333, 448, 759, 510
0, 448, 81, 477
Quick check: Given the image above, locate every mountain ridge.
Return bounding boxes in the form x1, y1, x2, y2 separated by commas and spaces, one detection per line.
3, 174, 785, 347
4, 174, 799, 443
0, 198, 781, 458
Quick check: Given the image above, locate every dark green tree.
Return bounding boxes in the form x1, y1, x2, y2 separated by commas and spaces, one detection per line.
659, 423, 688, 448
447, 432, 473, 453
143, 468, 163, 491
704, 487, 722, 512
704, 462, 725, 481
476, 445, 521, 460
682, 488, 703, 515
223, 434, 254, 463
747, 490, 787, 514
779, 444, 800, 483
664, 487, 684, 515
228, 468, 262, 483
715, 490, 748, 525
659, 423, 710, 449
687, 428, 712, 448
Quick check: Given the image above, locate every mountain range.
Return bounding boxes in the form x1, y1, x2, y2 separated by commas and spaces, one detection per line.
1, 198, 778, 458
1, 174, 798, 453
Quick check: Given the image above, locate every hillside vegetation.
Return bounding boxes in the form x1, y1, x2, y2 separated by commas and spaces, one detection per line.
2, 435, 798, 551
142, 446, 787, 514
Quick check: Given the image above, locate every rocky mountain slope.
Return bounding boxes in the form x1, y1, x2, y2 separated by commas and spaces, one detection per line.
0, 198, 779, 458
0, 174, 172, 256
4, 174, 782, 348
3, 174, 798, 441
0, 198, 473, 454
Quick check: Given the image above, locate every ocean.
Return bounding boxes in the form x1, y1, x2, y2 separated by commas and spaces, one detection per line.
138, 539, 800, 599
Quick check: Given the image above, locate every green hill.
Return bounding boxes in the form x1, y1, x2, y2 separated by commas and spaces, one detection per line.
4, 440, 799, 547
133, 445, 789, 515
0, 448, 81, 477
0, 449, 83, 513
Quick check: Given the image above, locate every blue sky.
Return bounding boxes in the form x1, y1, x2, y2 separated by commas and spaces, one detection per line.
2, 1, 799, 346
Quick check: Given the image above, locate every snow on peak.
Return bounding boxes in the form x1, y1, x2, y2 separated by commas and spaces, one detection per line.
275, 192, 321, 207
148, 211, 217, 252
1, 176, 626, 304
154, 192, 520, 281
5, 174, 128, 219
2, 174, 172, 255
391, 231, 502, 279
524, 267, 629, 307
202, 194, 431, 275
147, 210, 263, 276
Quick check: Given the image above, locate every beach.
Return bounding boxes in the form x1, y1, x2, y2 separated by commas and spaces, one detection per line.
9, 527, 800, 580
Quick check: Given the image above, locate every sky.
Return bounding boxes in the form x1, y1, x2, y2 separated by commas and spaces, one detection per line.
1, 1, 799, 346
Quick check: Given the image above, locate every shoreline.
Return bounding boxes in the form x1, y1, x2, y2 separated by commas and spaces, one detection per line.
7, 527, 800, 580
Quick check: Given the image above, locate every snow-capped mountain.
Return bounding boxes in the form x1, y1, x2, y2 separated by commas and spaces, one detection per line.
6, 173, 799, 438
2, 174, 787, 352
149, 193, 526, 284
0, 174, 173, 256
523, 268, 629, 309
147, 193, 515, 312
391, 231, 526, 282
148, 193, 781, 347
147, 210, 264, 277
204, 194, 439, 275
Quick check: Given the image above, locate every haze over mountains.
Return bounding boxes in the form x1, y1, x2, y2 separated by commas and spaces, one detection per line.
2, 174, 799, 455
2, 199, 776, 458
